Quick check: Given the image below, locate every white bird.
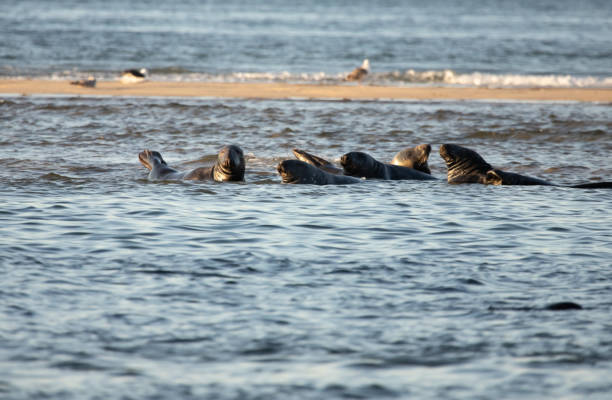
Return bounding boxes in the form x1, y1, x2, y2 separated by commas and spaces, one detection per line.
120, 68, 148, 84
346, 59, 370, 81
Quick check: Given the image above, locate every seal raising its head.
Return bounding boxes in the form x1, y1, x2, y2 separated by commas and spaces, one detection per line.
439, 144, 612, 188
438, 144, 493, 184
390, 144, 432, 174
277, 160, 360, 185
341, 151, 436, 181
346, 59, 370, 81
139, 145, 245, 182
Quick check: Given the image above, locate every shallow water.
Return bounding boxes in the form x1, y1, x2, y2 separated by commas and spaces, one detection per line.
2, 0, 612, 87
1, 96, 612, 399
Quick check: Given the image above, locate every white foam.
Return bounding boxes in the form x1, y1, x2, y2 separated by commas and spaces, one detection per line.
446, 72, 612, 88
4, 69, 611, 89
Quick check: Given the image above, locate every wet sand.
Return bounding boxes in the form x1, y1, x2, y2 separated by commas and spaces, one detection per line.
1, 79, 611, 102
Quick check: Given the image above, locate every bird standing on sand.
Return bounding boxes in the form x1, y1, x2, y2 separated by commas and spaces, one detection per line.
120, 68, 148, 84
70, 76, 96, 87
346, 59, 370, 81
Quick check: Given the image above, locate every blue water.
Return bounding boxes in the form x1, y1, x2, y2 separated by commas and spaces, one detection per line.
1, 0, 611, 86
2, 1, 612, 398
1, 96, 612, 399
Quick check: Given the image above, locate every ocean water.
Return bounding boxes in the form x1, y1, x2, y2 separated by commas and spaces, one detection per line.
2, 1, 612, 399
1, 0, 612, 87
1, 96, 612, 399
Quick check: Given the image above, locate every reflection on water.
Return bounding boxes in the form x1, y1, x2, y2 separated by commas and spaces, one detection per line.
1, 96, 612, 399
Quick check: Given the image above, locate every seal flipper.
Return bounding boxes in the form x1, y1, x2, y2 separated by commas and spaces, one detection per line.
138, 150, 185, 180
485, 170, 504, 185
570, 182, 612, 189
292, 149, 343, 175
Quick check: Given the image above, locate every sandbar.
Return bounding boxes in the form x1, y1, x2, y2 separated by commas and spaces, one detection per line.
1, 79, 611, 102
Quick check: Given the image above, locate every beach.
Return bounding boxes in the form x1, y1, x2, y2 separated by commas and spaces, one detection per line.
2, 79, 611, 102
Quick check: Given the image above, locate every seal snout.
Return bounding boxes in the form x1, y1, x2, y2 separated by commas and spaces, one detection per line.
219, 145, 245, 169
340, 154, 349, 167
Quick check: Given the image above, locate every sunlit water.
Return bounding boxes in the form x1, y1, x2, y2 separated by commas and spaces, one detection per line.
1, 96, 611, 399
2, 0, 612, 87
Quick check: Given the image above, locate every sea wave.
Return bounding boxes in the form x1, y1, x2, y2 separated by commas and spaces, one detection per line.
3, 67, 612, 89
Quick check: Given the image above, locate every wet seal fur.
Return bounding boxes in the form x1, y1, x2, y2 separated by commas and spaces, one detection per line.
390, 144, 432, 174
292, 149, 343, 174
277, 160, 360, 185
341, 151, 437, 180
139, 145, 245, 182
439, 144, 612, 188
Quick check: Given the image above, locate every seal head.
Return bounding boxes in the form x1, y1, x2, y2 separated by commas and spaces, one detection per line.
213, 145, 245, 182
277, 159, 360, 185
390, 144, 432, 174
439, 144, 492, 184
341, 151, 385, 178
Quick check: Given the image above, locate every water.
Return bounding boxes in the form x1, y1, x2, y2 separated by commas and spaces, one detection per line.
1, 0, 612, 87
1, 96, 612, 399
2, 1, 612, 398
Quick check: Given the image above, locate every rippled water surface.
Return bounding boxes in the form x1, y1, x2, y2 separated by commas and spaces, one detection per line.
2, 0, 611, 86
1, 96, 612, 399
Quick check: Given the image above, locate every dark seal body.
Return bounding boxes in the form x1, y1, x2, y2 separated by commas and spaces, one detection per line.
485, 169, 553, 186
390, 144, 432, 174
341, 151, 437, 180
139, 145, 245, 182
277, 160, 360, 185
439, 144, 612, 188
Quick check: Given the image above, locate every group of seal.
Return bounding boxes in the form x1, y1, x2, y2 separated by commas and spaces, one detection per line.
138, 143, 611, 189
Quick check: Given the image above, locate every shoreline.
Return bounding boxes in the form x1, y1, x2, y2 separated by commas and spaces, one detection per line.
1, 79, 611, 102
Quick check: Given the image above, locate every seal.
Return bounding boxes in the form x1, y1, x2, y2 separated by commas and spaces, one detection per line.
340, 151, 437, 180
439, 143, 612, 188
292, 149, 343, 174
346, 59, 370, 81
438, 144, 495, 184
277, 160, 361, 185
390, 144, 432, 174
70, 76, 96, 88
139, 145, 245, 182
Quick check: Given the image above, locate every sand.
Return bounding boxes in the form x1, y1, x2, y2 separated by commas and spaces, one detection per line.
1, 79, 611, 102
